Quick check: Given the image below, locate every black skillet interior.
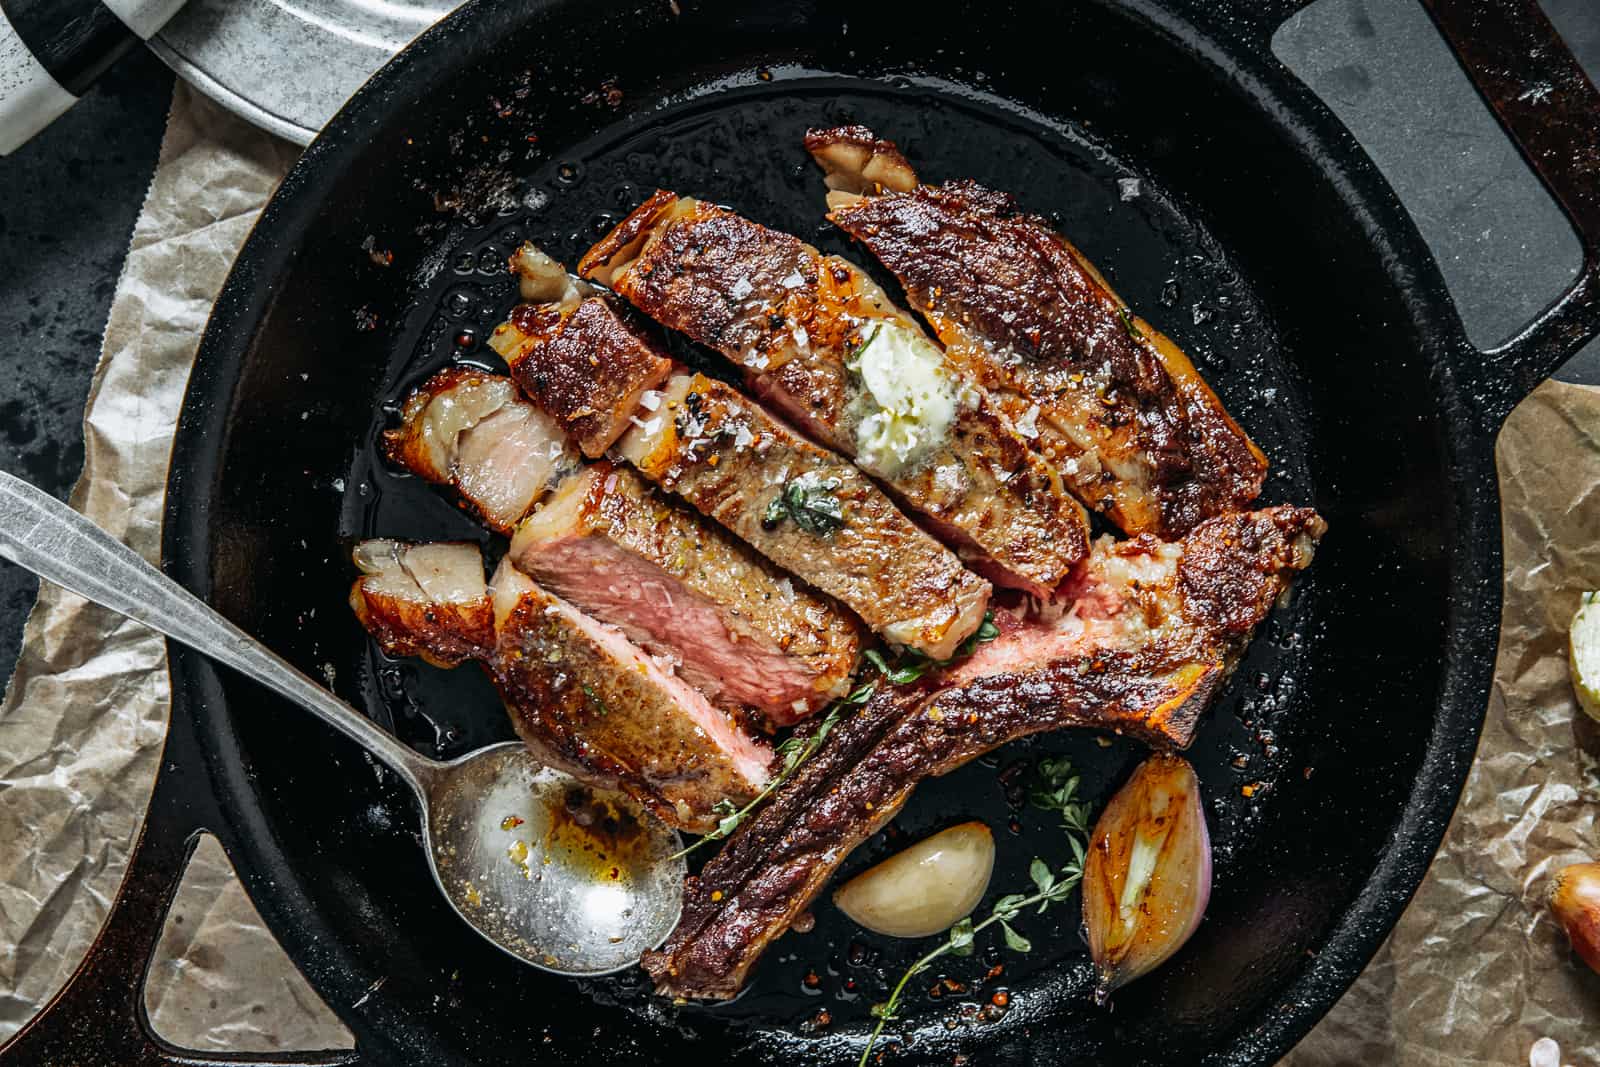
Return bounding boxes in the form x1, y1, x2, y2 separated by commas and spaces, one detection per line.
164, 1, 1501, 1063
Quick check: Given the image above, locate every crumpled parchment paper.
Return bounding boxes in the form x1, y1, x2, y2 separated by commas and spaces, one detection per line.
2, 80, 1598, 1064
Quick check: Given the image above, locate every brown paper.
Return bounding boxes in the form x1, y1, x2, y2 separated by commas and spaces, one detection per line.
3, 81, 1598, 1063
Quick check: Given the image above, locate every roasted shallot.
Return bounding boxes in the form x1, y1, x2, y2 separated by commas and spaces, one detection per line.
1082, 753, 1212, 1001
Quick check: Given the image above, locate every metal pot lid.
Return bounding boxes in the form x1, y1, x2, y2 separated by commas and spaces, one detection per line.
148, 0, 465, 145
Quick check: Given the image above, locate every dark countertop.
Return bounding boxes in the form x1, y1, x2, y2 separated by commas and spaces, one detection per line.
0, 1, 1597, 681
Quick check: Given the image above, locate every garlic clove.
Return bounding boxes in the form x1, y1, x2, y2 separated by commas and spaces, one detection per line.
833, 821, 995, 938
1549, 861, 1600, 974
1082, 753, 1211, 1002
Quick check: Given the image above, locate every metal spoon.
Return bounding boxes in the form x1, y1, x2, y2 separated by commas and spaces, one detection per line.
0, 470, 686, 975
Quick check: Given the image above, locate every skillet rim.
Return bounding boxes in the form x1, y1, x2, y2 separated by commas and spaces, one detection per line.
163, 0, 1512, 1062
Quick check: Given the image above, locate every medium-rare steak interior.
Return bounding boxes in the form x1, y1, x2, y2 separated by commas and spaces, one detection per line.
642, 505, 1323, 998
510, 461, 860, 723
351, 540, 773, 833
807, 125, 1267, 539
579, 191, 1092, 597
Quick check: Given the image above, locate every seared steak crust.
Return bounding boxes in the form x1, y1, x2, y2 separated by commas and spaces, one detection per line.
809, 126, 1267, 539
580, 193, 1091, 596
511, 462, 861, 723
643, 505, 1324, 997
619, 373, 990, 660
497, 295, 673, 458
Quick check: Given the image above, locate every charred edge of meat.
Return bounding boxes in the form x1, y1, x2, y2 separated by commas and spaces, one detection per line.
502, 295, 675, 458
578, 188, 679, 286
803, 125, 920, 197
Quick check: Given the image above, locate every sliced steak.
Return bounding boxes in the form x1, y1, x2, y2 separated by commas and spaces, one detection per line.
579, 191, 1091, 597
807, 125, 1268, 539
486, 560, 771, 832
642, 505, 1324, 997
491, 249, 674, 458
350, 539, 773, 833
348, 539, 495, 668
384, 366, 579, 532
618, 372, 991, 661
509, 461, 861, 724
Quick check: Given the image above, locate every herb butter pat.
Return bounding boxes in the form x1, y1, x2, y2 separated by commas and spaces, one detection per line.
847, 321, 959, 476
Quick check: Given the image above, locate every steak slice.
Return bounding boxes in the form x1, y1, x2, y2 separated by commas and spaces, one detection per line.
486, 560, 772, 832
384, 366, 579, 532
509, 461, 861, 724
617, 373, 991, 661
642, 505, 1324, 997
348, 539, 495, 668
349, 540, 773, 833
492, 248, 674, 458
806, 125, 1268, 539
579, 191, 1091, 597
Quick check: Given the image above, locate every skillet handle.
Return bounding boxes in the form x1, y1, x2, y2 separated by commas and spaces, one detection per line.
1420, 0, 1600, 409
0, 687, 365, 1065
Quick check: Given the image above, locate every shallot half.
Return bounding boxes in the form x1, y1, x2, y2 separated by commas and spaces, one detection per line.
1082, 753, 1212, 1002
1549, 861, 1600, 974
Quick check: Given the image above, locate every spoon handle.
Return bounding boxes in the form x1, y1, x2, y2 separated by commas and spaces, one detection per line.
0, 470, 437, 794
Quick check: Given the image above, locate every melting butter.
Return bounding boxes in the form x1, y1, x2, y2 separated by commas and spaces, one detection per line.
848, 320, 958, 476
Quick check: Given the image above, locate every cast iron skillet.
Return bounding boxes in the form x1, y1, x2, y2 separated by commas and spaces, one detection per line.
8, 0, 1600, 1064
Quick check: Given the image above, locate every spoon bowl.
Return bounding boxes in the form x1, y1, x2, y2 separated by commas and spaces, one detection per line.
0, 470, 686, 976
424, 742, 685, 974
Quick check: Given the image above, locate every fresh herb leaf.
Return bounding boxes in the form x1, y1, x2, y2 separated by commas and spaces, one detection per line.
1000, 922, 1032, 954
1029, 858, 1054, 895
581, 684, 609, 717
1116, 306, 1142, 341
865, 611, 1001, 688
946, 918, 975, 956
762, 472, 845, 535
845, 325, 883, 370
858, 758, 1094, 1067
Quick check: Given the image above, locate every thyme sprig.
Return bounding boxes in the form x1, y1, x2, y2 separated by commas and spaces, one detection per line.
762, 472, 846, 534
863, 612, 1001, 686
857, 758, 1092, 1067
669, 681, 875, 861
